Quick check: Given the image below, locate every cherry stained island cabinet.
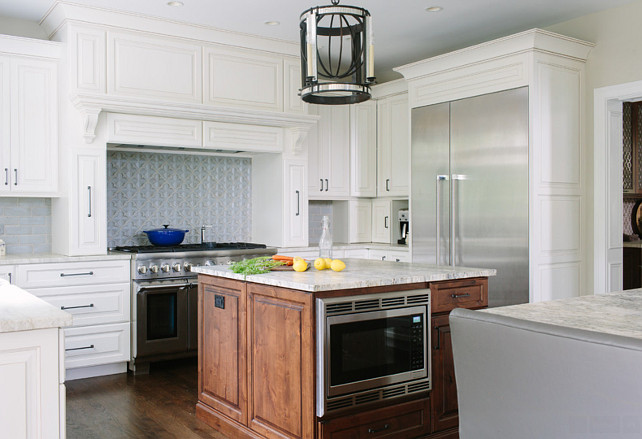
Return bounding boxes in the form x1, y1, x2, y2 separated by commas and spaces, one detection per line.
196, 272, 488, 439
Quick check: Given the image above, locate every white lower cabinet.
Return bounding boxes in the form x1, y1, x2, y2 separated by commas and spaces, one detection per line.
334, 199, 372, 243
0, 327, 63, 439
368, 249, 410, 262
0, 265, 14, 284
16, 259, 131, 379
371, 200, 393, 243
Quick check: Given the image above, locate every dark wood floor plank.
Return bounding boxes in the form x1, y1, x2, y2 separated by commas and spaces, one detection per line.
66, 359, 230, 439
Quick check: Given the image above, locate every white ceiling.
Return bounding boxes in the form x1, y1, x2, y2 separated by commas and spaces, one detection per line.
0, 0, 635, 82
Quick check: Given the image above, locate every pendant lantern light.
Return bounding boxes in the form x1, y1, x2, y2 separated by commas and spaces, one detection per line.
299, 0, 375, 105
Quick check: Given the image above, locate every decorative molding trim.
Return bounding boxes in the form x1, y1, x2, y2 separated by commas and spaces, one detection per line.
71, 93, 318, 144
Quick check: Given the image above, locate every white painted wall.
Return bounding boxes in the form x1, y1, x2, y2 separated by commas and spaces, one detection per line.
0, 16, 47, 39
546, 0, 642, 293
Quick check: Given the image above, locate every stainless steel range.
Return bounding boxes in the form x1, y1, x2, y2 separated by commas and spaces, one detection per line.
111, 242, 277, 374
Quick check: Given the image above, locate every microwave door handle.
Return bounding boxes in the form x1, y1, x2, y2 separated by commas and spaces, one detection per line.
436, 175, 448, 265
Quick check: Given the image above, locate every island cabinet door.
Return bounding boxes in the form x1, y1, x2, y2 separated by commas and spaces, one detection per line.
430, 314, 459, 433
198, 277, 248, 425
247, 283, 315, 439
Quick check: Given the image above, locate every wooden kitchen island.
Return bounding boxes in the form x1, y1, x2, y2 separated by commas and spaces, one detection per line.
193, 259, 495, 439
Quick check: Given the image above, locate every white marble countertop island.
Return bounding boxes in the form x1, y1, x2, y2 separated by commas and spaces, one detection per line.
0, 281, 72, 333
192, 258, 496, 292
482, 289, 642, 340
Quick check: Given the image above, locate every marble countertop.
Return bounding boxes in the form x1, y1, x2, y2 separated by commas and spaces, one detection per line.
192, 258, 496, 292
0, 281, 72, 333
482, 289, 642, 340
0, 252, 131, 265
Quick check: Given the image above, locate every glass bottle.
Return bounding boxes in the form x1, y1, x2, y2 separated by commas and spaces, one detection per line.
319, 215, 333, 259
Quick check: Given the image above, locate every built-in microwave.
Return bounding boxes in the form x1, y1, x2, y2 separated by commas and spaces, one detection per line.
316, 289, 431, 417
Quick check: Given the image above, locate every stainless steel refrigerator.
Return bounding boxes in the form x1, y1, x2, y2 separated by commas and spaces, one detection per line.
411, 87, 529, 307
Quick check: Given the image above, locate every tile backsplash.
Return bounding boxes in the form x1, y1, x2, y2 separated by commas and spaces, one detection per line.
0, 198, 51, 254
107, 150, 252, 247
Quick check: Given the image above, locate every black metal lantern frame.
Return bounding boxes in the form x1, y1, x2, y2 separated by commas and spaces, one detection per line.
300, 0, 375, 105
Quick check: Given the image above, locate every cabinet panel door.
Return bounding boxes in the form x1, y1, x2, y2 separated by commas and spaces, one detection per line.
283, 160, 308, 247
63, 322, 130, 369
75, 150, 106, 255
204, 46, 283, 111
430, 314, 459, 433
371, 199, 391, 243
247, 284, 314, 439
0, 57, 10, 194
11, 58, 58, 194
71, 27, 106, 93
307, 105, 324, 197
349, 199, 372, 243
199, 278, 247, 425
108, 31, 202, 103
326, 106, 351, 197
350, 100, 377, 197
378, 93, 409, 197
284, 57, 305, 114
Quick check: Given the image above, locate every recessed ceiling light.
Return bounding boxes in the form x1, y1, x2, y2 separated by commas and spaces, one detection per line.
264, 20, 280, 26
167, 1, 184, 7
426, 6, 443, 12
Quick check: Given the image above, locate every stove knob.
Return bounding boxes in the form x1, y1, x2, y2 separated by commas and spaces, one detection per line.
149, 265, 159, 274
184, 263, 193, 272
137, 266, 148, 274
161, 264, 170, 273
172, 263, 182, 272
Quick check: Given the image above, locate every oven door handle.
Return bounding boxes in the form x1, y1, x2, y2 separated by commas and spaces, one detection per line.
136, 282, 191, 291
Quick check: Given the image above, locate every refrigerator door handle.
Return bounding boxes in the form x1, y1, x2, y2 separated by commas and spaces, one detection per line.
436, 175, 449, 265
450, 174, 467, 266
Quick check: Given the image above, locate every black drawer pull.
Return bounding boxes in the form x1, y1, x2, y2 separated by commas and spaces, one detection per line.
61, 303, 94, 310
451, 293, 470, 299
66, 344, 94, 352
368, 424, 390, 434
60, 271, 94, 277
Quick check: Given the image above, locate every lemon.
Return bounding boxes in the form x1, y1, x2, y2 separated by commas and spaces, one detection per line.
330, 259, 346, 272
314, 258, 327, 270
293, 256, 304, 262
324, 257, 333, 267
293, 260, 308, 272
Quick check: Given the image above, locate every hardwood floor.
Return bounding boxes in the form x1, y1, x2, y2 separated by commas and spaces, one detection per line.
66, 359, 230, 439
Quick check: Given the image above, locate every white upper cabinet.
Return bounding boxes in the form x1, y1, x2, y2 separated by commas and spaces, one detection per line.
203, 45, 283, 111
308, 105, 351, 198
282, 160, 308, 247
350, 100, 377, 197
377, 93, 409, 197
0, 52, 58, 196
107, 30, 202, 103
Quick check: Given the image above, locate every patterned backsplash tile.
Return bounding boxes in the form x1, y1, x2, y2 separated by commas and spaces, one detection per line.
107, 150, 252, 247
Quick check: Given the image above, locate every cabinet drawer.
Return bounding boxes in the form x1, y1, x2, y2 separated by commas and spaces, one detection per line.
429, 278, 488, 314
29, 283, 130, 327
63, 322, 130, 369
318, 398, 430, 439
16, 260, 130, 289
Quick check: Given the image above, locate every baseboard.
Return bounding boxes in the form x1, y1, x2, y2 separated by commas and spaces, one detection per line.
65, 362, 127, 381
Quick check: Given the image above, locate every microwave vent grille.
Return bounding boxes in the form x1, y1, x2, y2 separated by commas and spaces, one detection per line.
406, 294, 430, 305
355, 391, 380, 405
381, 297, 405, 307
354, 299, 380, 311
327, 397, 353, 411
382, 385, 406, 398
408, 381, 431, 393
326, 303, 354, 314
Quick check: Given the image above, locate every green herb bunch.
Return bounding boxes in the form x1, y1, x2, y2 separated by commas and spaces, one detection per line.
230, 256, 285, 276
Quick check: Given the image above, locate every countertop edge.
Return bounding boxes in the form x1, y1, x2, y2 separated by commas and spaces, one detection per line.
0, 253, 132, 265
0, 282, 73, 333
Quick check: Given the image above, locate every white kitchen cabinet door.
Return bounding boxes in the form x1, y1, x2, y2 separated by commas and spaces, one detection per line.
350, 100, 377, 197
108, 31, 202, 103
350, 200, 372, 243
74, 150, 106, 255
0, 265, 14, 284
371, 199, 392, 243
308, 105, 350, 198
5, 57, 58, 194
0, 328, 61, 439
377, 93, 409, 197
203, 45, 283, 111
282, 160, 308, 247
0, 57, 9, 194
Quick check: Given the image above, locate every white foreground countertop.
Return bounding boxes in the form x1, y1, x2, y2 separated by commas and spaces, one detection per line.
482, 289, 642, 340
0, 281, 72, 333
192, 258, 496, 292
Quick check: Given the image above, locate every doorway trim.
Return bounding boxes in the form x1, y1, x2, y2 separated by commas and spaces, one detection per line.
594, 80, 642, 294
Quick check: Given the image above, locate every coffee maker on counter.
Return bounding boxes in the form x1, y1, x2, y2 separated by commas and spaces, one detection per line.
397, 209, 409, 245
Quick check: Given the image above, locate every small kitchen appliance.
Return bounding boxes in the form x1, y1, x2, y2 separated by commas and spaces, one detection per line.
397, 209, 409, 245
110, 242, 276, 374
